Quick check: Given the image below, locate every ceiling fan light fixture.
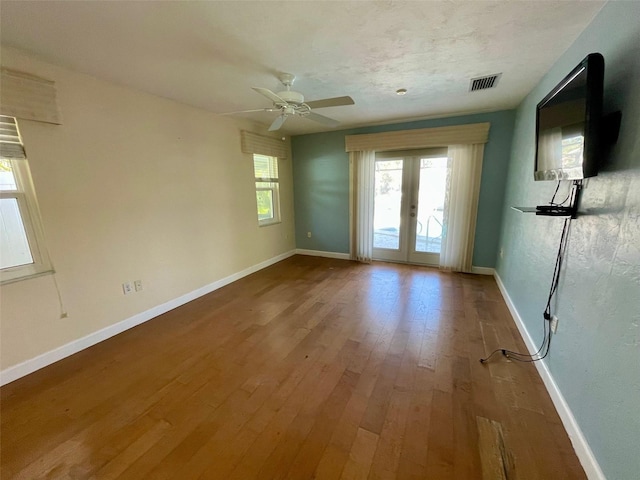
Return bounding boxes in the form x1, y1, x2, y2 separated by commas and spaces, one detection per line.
277, 90, 305, 104
396, 88, 408, 95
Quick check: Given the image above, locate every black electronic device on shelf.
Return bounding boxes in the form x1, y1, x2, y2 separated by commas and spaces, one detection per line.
511, 207, 573, 217
535, 205, 574, 216
512, 180, 584, 218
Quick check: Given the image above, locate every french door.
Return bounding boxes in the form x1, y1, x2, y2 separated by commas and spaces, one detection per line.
372, 149, 448, 266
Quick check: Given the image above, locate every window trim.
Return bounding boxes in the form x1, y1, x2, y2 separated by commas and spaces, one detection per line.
253, 154, 281, 227
256, 185, 280, 226
1, 121, 53, 284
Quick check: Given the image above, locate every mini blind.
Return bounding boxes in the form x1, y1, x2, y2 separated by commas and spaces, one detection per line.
254, 154, 278, 182
345, 123, 490, 152
0, 116, 26, 160
0, 68, 61, 125
241, 131, 288, 158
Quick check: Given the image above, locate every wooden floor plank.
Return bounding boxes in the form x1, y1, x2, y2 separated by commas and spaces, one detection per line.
367, 389, 412, 479
425, 389, 455, 477
339, 427, 379, 480
0, 256, 586, 479
476, 416, 509, 480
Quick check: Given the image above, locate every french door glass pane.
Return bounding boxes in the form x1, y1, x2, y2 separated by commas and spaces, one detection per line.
0, 198, 34, 269
415, 157, 448, 253
374, 160, 403, 250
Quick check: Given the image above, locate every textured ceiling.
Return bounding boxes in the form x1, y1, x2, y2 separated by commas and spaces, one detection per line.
0, 1, 605, 135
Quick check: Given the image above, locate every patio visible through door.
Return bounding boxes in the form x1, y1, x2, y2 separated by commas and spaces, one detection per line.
372, 149, 448, 266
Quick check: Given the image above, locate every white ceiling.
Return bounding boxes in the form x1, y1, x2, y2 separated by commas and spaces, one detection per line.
1, 1, 605, 135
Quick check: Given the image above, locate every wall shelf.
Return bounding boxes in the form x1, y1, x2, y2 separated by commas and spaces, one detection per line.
511, 206, 574, 217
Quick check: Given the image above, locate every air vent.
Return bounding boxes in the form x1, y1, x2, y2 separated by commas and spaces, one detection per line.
469, 73, 502, 92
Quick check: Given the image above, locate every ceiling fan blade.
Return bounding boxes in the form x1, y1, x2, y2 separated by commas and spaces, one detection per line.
268, 115, 287, 131
306, 112, 340, 127
219, 108, 275, 116
305, 96, 355, 109
252, 87, 287, 104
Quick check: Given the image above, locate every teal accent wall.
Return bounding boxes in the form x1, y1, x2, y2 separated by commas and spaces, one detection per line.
291, 130, 352, 254
292, 110, 515, 266
495, 3, 640, 479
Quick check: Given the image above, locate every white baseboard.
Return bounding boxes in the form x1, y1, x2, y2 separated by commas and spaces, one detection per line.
471, 266, 495, 275
493, 272, 605, 480
295, 249, 351, 260
0, 250, 296, 386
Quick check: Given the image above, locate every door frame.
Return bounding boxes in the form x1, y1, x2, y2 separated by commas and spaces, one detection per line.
372, 148, 448, 266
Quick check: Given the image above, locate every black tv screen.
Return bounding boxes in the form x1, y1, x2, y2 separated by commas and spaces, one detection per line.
535, 53, 604, 181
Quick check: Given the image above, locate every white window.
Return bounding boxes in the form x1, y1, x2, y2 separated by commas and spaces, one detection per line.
253, 154, 281, 226
0, 116, 52, 284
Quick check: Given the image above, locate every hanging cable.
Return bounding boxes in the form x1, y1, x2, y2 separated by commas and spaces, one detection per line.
551, 182, 573, 206
51, 271, 68, 319
481, 200, 573, 364
549, 178, 562, 205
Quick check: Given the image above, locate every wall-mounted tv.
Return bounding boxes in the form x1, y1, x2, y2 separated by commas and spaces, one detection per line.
535, 53, 604, 181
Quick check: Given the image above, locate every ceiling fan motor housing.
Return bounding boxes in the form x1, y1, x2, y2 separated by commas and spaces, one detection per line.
277, 90, 305, 104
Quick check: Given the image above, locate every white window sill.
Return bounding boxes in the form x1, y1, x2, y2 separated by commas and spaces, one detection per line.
1, 265, 55, 285
258, 220, 282, 227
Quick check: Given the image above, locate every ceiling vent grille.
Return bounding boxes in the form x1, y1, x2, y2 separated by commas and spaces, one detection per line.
469, 73, 502, 92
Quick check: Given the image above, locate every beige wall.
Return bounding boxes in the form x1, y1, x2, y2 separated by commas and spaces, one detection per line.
0, 47, 295, 370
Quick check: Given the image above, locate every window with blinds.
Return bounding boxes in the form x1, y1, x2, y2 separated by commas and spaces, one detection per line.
0, 115, 52, 283
253, 154, 280, 226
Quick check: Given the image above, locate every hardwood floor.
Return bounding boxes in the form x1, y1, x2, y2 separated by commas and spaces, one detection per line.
1, 255, 586, 479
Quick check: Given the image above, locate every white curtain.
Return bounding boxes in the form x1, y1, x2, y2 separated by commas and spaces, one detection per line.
440, 144, 485, 272
350, 150, 376, 263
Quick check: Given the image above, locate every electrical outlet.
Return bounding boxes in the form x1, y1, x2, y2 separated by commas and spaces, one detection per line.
134, 280, 143, 292
551, 315, 559, 334
500, 247, 504, 259
122, 281, 133, 295
307, 231, 312, 238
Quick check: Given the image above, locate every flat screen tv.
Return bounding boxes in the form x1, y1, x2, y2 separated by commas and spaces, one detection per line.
535, 53, 604, 181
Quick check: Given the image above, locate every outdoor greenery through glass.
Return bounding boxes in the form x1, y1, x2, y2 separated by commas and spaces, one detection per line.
256, 188, 274, 221
253, 154, 279, 224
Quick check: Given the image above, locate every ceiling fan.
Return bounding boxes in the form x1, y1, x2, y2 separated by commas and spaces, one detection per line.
222, 73, 354, 131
